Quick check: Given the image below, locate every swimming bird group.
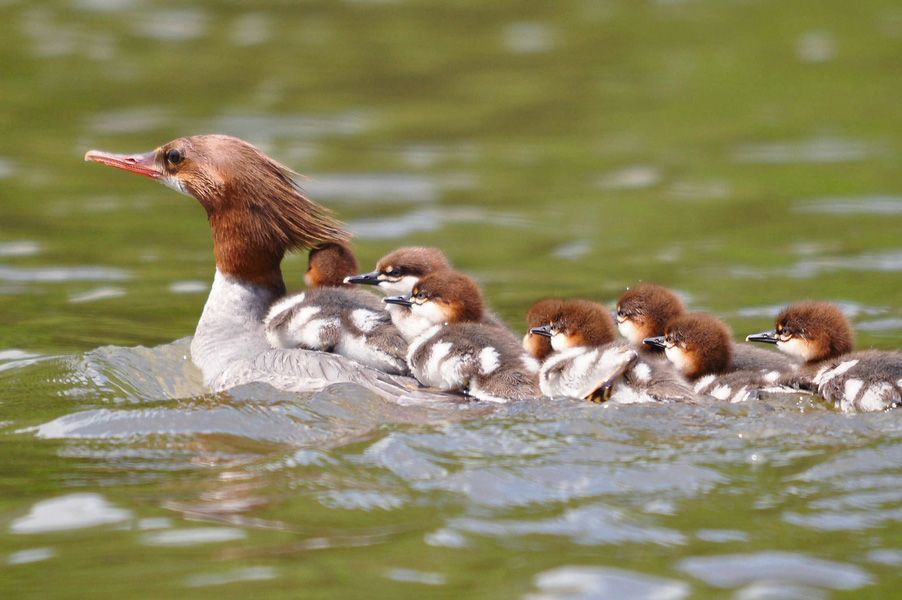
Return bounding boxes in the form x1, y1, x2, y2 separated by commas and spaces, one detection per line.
85, 135, 901, 413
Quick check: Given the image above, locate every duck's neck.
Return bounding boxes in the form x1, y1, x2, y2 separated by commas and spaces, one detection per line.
211, 218, 287, 295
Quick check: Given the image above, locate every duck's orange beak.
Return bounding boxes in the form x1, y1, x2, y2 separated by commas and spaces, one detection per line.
84, 149, 162, 180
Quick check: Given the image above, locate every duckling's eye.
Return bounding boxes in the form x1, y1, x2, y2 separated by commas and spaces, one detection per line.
166, 149, 183, 164
415, 290, 427, 300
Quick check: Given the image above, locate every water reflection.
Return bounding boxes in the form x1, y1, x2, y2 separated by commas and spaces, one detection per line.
68, 286, 125, 303
304, 174, 439, 204
0, 241, 40, 257
132, 9, 207, 42
795, 196, 902, 215
7, 547, 56, 565
348, 207, 529, 240
185, 566, 277, 588
10, 493, 132, 534
0, 265, 130, 283
731, 137, 883, 164
676, 552, 873, 591
142, 528, 246, 546
528, 566, 690, 600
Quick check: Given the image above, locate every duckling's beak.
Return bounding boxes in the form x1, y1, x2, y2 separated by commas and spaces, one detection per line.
611, 310, 620, 322
344, 271, 381, 285
529, 325, 553, 337
383, 295, 413, 307
746, 330, 778, 344
85, 149, 162, 180
643, 335, 666, 349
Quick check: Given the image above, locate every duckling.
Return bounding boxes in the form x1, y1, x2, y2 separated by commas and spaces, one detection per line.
345, 246, 509, 330
645, 312, 789, 402
384, 271, 540, 402
264, 242, 408, 375
527, 299, 696, 403
617, 282, 788, 370
747, 301, 900, 412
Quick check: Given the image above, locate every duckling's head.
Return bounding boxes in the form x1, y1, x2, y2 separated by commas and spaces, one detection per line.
616, 283, 686, 348
345, 246, 452, 296
406, 270, 484, 325
530, 299, 618, 352
305, 242, 358, 288
747, 301, 853, 363
523, 298, 565, 359
646, 312, 732, 380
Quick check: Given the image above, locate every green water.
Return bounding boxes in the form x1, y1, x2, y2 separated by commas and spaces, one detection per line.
1, 1, 900, 598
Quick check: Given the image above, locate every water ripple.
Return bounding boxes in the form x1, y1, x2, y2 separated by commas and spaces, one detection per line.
731, 136, 885, 164
0, 265, 130, 283
528, 566, 690, 600
676, 551, 873, 590
10, 493, 132, 534
452, 504, 685, 546
795, 196, 902, 215
0, 241, 40, 257
303, 174, 439, 204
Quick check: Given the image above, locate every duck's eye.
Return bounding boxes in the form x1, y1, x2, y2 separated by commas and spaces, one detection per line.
166, 148, 183, 164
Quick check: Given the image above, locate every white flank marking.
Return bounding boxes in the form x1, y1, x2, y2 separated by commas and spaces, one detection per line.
406, 325, 442, 364
478, 347, 500, 375
813, 359, 860, 385
843, 379, 864, 403
467, 381, 510, 403
858, 382, 895, 412
693, 374, 716, 393
632, 362, 651, 382
710, 384, 732, 400
571, 350, 597, 379
297, 317, 335, 348
424, 341, 453, 384
351, 308, 381, 333
764, 370, 780, 383
438, 353, 466, 390
264, 293, 306, 325
731, 386, 750, 403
